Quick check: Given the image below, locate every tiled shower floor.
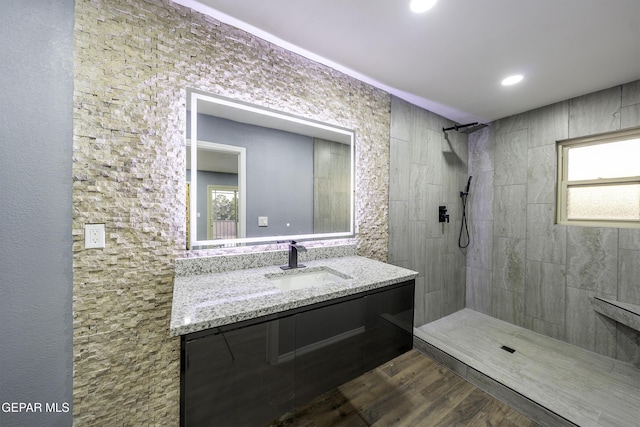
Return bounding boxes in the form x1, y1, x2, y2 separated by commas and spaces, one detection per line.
414, 309, 640, 427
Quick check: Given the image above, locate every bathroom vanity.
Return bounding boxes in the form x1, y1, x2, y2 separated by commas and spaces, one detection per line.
170, 254, 417, 426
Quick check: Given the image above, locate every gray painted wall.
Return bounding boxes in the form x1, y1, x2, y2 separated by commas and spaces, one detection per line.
193, 114, 314, 238
466, 81, 640, 365
0, 0, 74, 426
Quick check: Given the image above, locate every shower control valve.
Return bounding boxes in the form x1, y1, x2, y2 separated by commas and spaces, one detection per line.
438, 206, 449, 223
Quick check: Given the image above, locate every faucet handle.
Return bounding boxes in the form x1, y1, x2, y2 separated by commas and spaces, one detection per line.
276, 239, 298, 245
438, 206, 450, 223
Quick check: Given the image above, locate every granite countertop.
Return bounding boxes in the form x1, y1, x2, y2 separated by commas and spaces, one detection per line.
170, 256, 418, 336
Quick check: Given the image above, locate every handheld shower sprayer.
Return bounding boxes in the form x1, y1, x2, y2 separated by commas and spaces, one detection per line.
463, 176, 472, 195
459, 176, 472, 248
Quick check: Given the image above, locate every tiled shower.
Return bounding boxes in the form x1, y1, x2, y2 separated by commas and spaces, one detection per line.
390, 81, 640, 366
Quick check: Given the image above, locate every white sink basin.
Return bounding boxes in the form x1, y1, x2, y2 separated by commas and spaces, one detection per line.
266, 268, 351, 291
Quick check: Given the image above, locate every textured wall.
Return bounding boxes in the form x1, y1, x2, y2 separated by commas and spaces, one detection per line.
0, 1, 74, 426
73, 0, 390, 424
389, 96, 468, 327
467, 81, 640, 366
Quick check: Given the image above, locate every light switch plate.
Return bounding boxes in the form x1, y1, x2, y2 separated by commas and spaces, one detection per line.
258, 216, 268, 227
85, 223, 105, 249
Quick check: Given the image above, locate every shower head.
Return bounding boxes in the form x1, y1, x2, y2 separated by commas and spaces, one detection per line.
460, 123, 488, 134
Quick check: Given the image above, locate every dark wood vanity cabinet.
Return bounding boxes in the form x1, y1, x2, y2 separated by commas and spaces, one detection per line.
180, 280, 414, 426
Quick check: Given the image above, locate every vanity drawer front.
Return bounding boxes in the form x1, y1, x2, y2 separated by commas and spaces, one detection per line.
181, 317, 295, 427
363, 281, 415, 372
293, 296, 366, 406
181, 279, 415, 426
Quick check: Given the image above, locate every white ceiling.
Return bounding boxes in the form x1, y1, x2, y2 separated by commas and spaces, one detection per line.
174, 0, 640, 124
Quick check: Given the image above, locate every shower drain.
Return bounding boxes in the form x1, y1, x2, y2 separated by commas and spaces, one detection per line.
501, 345, 516, 353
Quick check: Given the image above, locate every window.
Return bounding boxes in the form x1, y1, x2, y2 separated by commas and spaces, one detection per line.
557, 127, 640, 227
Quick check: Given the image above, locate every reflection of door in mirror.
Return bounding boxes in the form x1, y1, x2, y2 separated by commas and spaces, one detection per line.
186, 140, 247, 244
208, 186, 238, 240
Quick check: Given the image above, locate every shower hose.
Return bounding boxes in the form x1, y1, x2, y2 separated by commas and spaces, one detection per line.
458, 190, 470, 248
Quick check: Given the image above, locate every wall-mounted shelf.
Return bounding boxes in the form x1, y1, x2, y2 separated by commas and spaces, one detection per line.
591, 297, 640, 332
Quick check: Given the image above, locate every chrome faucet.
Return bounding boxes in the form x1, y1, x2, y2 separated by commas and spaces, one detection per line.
280, 240, 307, 270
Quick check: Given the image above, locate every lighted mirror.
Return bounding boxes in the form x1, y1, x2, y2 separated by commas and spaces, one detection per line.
187, 91, 355, 249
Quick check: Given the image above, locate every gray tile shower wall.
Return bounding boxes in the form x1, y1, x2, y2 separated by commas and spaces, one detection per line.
466, 81, 640, 366
389, 96, 468, 327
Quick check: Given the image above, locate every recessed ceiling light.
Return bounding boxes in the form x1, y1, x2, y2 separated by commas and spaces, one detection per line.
410, 0, 438, 14
501, 74, 524, 86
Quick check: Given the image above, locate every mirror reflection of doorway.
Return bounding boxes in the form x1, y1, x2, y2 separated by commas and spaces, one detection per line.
208, 185, 238, 240
187, 140, 246, 244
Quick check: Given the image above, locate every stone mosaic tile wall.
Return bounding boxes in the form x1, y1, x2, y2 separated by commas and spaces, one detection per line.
73, 0, 390, 424
466, 81, 640, 366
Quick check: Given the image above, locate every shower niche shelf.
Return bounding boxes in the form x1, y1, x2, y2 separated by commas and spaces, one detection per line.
591, 297, 640, 332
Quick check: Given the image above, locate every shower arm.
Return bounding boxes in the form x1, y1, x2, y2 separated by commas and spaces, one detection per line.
442, 122, 478, 132
443, 122, 487, 134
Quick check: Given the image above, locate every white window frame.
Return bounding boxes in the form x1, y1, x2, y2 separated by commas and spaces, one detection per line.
556, 126, 640, 228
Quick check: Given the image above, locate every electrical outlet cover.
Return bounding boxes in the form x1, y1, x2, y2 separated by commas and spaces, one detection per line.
85, 223, 105, 249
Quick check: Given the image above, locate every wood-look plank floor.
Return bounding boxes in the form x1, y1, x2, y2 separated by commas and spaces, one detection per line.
268, 349, 540, 427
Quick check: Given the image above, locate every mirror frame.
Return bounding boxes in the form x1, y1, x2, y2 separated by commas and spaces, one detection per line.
188, 90, 356, 249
